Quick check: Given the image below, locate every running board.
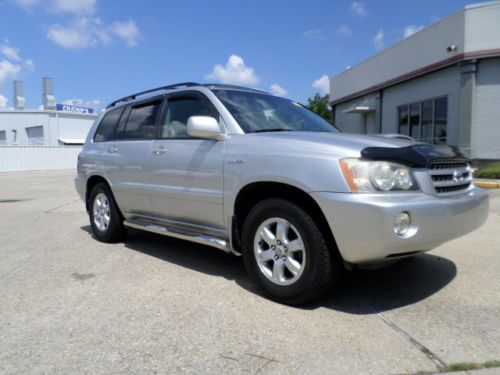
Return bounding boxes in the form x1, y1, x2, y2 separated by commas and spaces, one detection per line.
123, 220, 231, 253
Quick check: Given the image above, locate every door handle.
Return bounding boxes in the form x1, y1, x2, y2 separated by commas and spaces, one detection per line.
107, 145, 118, 153
152, 145, 167, 155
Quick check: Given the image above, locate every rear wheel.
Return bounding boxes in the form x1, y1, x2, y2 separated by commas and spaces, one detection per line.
242, 199, 339, 305
89, 182, 127, 242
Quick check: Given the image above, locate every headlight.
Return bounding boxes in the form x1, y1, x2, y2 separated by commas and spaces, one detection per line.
339, 158, 418, 193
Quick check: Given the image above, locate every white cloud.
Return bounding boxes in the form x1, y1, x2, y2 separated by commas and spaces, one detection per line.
0, 42, 34, 106
13, 0, 139, 49
47, 16, 138, 49
350, 2, 367, 17
47, 22, 92, 49
205, 55, 260, 85
312, 74, 330, 95
302, 29, 325, 40
403, 25, 424, 38
62, 98, 100, 108
0, 95, 7, 108
0, 60, 22, 86
338, 25, 352, 36
51, 0, 96, 15
47, 18, 107, 49
109, 20, 139, 47
1, 45, 21, 61
270, 84, 287, 97
372, 28, 384, 51
24, 59, 35, 71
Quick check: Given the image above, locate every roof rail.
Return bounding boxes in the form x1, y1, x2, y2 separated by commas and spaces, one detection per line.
106, 82, 201, 108
203, 83, 269, 94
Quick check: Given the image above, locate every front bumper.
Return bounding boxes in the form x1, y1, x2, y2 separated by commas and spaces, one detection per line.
311, 187, 489, 264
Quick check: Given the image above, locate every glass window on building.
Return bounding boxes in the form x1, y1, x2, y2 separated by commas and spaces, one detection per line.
434, 97, 448, 144
397, 97, 447, 144
398, 106, 409, 136
410, 103, 420, 139
421, 100, 433, 143
26, 126, 44, 145
0, 130, 6, 145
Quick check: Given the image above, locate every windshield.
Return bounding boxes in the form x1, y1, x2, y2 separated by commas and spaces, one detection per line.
213, 90, 340, 134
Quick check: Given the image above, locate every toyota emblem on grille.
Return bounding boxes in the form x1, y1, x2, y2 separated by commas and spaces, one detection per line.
452, 169, 465, 183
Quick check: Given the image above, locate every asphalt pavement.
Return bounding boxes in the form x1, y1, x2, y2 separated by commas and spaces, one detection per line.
0, 170, 498, 374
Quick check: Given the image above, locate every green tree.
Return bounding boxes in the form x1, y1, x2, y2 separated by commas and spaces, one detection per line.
307, 93, 333, 123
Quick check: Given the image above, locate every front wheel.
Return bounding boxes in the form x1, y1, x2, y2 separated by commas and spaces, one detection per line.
89, 182, 127, 243
241, 199, 339, 305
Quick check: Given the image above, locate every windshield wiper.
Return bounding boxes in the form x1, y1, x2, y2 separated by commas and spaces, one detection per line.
253, 128, 294, 133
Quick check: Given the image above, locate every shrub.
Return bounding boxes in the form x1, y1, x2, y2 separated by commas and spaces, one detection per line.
474, 164, 500, 179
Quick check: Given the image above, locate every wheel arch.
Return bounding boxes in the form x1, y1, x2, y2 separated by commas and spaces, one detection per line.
85, 175, 112, 212
232, 181, 342, 263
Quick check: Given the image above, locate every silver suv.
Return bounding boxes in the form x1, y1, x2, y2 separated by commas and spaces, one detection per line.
76, 82, 489, 304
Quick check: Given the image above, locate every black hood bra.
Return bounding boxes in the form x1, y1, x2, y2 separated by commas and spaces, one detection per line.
361, 143, 468, 168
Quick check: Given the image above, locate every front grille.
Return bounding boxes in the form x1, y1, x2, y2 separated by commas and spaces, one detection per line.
429, 160, 472, 194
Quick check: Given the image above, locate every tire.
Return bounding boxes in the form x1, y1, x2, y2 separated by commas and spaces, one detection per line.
88, 182, 127, 243
241, 198, 339, 305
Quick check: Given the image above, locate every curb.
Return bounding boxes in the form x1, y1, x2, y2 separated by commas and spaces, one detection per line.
474, 180, 500, 189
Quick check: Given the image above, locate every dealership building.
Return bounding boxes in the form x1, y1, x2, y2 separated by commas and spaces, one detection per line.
0, 78, 97, 146
330, 1, 500, 160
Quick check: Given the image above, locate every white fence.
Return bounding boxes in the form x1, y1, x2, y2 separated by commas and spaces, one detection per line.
0, 146, 82, 172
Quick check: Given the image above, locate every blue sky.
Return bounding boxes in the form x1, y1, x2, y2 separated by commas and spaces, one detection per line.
0, 0, 472, 110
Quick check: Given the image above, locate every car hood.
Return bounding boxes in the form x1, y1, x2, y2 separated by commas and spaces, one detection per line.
241, 131, 418, 157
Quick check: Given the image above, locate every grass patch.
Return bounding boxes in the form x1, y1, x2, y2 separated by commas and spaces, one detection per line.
484, 360, 500, 368
439, 359, 500, 372
474, 163, 500, 179
440, 362, 482, 372
420, 346, 433, 357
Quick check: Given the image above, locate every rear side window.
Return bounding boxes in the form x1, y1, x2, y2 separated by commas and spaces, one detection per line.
119, 101, 161, 140
94, 107, 124, 142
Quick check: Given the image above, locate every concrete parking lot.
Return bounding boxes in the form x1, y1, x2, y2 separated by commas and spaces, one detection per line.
0, 170, 498, 375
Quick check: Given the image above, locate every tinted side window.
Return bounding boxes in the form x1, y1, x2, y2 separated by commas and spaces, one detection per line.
161, 97, 216, 138
122, 101, 161, 140
94, 108, 123, 142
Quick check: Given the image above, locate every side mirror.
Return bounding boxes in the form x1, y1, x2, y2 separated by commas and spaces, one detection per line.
187, 116, 222, 140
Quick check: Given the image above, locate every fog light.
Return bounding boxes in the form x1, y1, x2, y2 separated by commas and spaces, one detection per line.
394, 212, 411, 236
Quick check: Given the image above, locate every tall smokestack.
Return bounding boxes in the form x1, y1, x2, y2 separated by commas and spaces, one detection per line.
42, 77, 55, 110
14, 80, 25, 110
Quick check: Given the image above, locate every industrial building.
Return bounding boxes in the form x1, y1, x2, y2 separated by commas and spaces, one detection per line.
330, 1, 500, 160
0, 78, 97, 146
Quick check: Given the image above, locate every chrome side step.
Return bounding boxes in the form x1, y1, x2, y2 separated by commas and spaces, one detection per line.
123, 220, 231, 253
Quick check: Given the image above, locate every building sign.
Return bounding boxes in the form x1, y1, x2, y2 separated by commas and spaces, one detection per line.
56, 103, 94, 114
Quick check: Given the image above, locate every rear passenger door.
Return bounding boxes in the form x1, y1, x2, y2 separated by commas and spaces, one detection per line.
148, 92, 225, 229
101, 99, 161, 217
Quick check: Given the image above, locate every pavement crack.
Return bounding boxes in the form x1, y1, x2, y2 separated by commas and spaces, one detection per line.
44, 198, 80, 213
245, 353, 276, 361
353, 293, 447, 369
1, 263, 27, 281
253, 358, 276, 375
245, 353, 278, 375
71, 272, 96, 281
375, 311, 446, 369
220, 354, 239, 361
